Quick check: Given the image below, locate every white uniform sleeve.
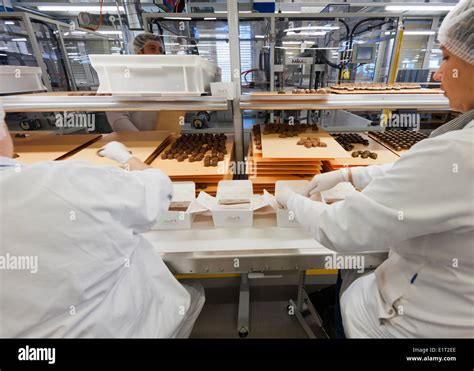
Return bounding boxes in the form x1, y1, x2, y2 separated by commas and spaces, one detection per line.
287, 133, 472, 253
107, 167, 173, 232
350, 162, 394, 189
106, 112, 139, 132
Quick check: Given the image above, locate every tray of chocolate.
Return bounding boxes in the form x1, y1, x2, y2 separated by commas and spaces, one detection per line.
369, 130, 428, 154
151, 133, 234, 196
329, 83, 441, 94
250, 88, 330, 98
328, 132, 399, 167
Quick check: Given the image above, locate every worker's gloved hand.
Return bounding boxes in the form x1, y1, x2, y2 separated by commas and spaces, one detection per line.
276, 186, 296, 209
306, 169, 348, 201
98, 141, 133, 164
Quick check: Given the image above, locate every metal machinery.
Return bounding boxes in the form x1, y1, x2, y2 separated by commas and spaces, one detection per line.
0, 12, 121, 131
1, 2, 453, 338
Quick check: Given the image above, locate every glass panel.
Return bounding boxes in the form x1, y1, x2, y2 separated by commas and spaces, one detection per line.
397, 18, 433, 81
0, 18, 37, 66
31, 20, 70, 90
60, 27, 121, 90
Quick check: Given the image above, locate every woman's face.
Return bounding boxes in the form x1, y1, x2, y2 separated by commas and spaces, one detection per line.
433, 47, 474, 113
140, 41, 163, 55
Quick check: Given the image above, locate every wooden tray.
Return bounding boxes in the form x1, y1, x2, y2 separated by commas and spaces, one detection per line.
67, 131, 171, 166
260, 125, 350, 160
13, 134, 102, 164
329, 133, 400, 167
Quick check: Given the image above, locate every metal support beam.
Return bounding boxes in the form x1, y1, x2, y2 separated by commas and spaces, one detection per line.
422, 17, 440, 71
237, 273, 250, 338
289, 270, 328, 339
227, 0, 244, 162
23, 15, 53, 91
388, 16, 404, 83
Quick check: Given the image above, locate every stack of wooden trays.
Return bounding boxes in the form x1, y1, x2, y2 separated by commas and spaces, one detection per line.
247, 124, 350, 194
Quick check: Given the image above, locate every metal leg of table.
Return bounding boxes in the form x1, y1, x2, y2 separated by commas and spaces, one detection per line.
237, 273, 250, 338
289, 270, 329, 339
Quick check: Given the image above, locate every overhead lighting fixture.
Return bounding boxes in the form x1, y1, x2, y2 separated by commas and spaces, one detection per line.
37, 5, 124, 13
11, 38, 27, 42
386, 5, 455, 11
199, 34, 228, 39
97, 31, 122, 35
286, 31, 326, 36
4, 21, 15, 25
284, 26, 339, 32
255, 35, 265, 39
163, 17, 192, 21
204, 17, 217, 20
404, 31, 436, 35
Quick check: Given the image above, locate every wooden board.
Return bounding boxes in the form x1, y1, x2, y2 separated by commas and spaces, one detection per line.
330, 88, 443, 95
13, 134, 102, 164
67, 131, 171, 166
151, 135, 234, 177
260, 126, 350, 160
329, 133, 400, 167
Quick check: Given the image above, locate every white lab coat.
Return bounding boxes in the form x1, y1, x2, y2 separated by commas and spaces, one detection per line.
288, 121, 474, 338
0, 158, 204, 338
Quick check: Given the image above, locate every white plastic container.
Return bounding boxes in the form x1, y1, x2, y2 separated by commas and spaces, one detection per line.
90, 54, 221, 96
153, 182, 196, 230
275, 180, 309, 228
0, 66, 47, 94
211, 180, 254, 227
211, 205, 254, 228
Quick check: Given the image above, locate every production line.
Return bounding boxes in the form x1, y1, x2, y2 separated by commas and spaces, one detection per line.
0, 0, 473, 352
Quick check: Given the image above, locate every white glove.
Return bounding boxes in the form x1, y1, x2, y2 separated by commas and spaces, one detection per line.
306, 169, 349, 201
98, 141, 132, 164
276, 186, 296, 209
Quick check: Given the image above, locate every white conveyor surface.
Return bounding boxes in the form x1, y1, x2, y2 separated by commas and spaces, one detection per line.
143, 214, 387, 274
144, 214, 331, 254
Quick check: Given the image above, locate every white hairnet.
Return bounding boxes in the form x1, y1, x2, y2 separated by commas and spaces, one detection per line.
132, 33, 163, 53
437, 0, 474, 65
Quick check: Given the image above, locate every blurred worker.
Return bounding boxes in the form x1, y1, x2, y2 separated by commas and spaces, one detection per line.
106, 33, 184, 133
0, 108, 204, 338
278, 0, 474, 338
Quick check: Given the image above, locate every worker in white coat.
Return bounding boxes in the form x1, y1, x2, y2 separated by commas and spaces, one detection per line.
0, 109, 204, 338
278, 0, 474, 338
